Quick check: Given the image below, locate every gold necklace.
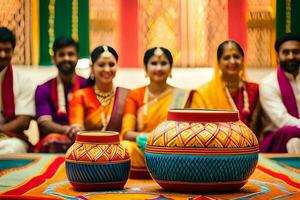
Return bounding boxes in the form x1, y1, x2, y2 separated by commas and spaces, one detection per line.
94, 86, 114, 107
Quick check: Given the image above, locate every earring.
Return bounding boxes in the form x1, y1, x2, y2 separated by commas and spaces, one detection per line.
145, 73, 148, 78
90, 73, 95, 80
169, 73, 173, 79
239, 70, 244, 81
218, 69, 223, 77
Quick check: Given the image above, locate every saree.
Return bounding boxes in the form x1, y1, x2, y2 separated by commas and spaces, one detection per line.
191, 66, 260, 135
69, 86, 130, 132
121, 86, 191, 178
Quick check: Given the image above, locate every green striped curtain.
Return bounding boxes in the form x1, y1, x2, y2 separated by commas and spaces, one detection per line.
39, 0, 89, 65
276, 0, 300, 38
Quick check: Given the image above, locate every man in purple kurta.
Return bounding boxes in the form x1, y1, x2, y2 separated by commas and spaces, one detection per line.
34, 37, 89, 153
260, 33, 300, 153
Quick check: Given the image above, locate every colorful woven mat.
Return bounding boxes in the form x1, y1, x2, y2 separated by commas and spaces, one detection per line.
0, 154, 300, 200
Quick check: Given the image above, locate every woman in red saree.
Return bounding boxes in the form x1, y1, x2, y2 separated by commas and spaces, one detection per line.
69, 45, 129, 133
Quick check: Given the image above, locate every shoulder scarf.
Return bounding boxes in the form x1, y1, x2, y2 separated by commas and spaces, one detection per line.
277, 66, 299, 118
2, 63, 15, 121
2, 64, 29, 141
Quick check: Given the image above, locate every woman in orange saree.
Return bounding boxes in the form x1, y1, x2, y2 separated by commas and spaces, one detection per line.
191, 40, 261, 135
121, 47, 192, 178
69, 45, 129, 133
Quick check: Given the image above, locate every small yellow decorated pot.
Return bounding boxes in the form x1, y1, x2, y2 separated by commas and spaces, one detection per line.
145, 109, 259, 192
65, 131, 130, 191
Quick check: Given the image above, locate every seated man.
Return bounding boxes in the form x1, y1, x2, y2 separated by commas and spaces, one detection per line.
34, 37, 89, 153
260, 32, 300, 153
0, 27, 35, 154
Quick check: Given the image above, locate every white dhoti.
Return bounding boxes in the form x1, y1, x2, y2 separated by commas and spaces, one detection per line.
286, 137, 300, 154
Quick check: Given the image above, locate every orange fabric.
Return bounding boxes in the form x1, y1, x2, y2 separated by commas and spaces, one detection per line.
69, 87, 114, 130
191, 60, 247, 110
121, 86, 176, 168
122, 87, 145, 116
191, 75, 232, 110
120, 140, 146, 168
121, 86, 174, 138
191, 81, 258, 112
120, 87, 145, 139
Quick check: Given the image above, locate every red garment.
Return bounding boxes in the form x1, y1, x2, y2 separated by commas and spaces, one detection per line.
277, 66, 299, 118
231, 82, 259, 126
1, 64, 29, 142
33, 133, 72, 153
2, 63, 15, 121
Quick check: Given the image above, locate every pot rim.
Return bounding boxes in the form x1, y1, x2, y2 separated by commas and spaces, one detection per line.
76, 131, 120, 143
167, 109, 239, 122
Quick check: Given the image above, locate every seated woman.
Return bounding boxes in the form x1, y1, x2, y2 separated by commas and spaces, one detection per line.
69, 45, 129, 133
191, 40, 261, 135
121, 47, 192, 178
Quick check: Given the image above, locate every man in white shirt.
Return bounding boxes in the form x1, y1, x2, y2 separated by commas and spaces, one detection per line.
260, 32, 300, 153
0, 27, 35, 154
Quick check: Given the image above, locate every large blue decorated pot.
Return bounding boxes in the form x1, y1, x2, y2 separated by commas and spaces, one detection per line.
65, 131, 130, 191
145, 109, 259, 192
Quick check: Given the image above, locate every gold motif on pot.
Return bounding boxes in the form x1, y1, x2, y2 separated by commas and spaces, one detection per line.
166, 128, 177, 140
180, 129, 194, 144
200, 130, 213, 141
66, 143, 129, 162
148, 121, 258, 148
179, 122, 190, 131
191, 123, 204, 132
